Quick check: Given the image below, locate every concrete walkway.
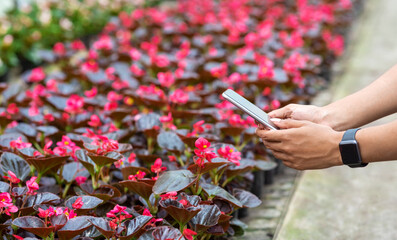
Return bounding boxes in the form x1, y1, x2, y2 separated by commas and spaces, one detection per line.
276, 0, 397, 239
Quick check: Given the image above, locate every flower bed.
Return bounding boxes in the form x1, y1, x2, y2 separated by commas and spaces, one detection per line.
0, 0, 162, 77
0, 0, 357, 239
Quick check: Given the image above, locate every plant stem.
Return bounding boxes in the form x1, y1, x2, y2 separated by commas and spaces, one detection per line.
62, 182, 72, 198
33, 141, 44, 154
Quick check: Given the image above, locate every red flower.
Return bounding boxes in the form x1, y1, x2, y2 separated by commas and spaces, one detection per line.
183, 228, 197, 240
106, 204, 131, 219
75, 176, 87, 185
72, 197, 84, 209
271, 99, 281, 109
104, 101, 118, 111
26, 177, 39, 195
160, 113, 177, 130
128, 152, 136, 164
28, 67, 46, 82
195, 137, 211, 152
168, 155, 176, 162
43, 141, 54, 155
13, 235, 24, 240
28, 103, 40, 117
6, 103, 19, 114
3, 171, 20, 184
71, 40, 85, 50
160, 191, 178, 201
88, 115, 101, 127
151, 158, 166, 174
128, 171, 146, 181
158, 72, 175, 88
53, 42, 66, 56
152, 54, 170, 68
170, 89, 189, 104
85, 87, 97, 98
65, 94, 84, 114
93, 35, 113, 51
10, 137, 32, 149
217, 146, 241, 166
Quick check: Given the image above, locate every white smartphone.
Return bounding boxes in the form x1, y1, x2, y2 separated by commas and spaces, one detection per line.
222, 89, 278, 130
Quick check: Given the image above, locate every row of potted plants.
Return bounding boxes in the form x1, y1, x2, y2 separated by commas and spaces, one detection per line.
0, 0, 359, 239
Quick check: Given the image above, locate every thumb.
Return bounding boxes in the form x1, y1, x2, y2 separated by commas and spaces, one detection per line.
273, 119, 307, 129
268, 105, 293, 119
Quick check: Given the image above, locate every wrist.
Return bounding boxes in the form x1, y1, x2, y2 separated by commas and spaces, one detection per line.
332, 131, 344, 166
321, 105, 343, 131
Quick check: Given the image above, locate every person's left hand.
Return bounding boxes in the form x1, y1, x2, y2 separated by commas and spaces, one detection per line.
255, 119, 344, 170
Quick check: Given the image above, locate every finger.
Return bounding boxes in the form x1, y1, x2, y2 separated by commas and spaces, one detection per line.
262, 140, 284, 152
255, 128, 285, 141
268, 104, 294, 119
273, 119, 308, 129
271, 150, 292, 162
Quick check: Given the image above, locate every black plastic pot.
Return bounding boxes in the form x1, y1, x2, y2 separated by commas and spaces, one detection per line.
237, 208, 249, 219
264, 169, 274, 185
250, 170, 264, 198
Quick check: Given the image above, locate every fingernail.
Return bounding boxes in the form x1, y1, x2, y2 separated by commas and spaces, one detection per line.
270, 118, 281, 122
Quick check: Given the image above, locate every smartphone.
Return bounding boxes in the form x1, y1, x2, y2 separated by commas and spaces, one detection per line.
222, 89, 278, 130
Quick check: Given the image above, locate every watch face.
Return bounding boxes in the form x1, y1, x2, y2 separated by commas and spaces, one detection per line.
339, 141, 361, 164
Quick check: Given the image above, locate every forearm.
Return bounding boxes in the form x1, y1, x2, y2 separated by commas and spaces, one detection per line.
356, 120, 397, 163
322, 64, 397, 131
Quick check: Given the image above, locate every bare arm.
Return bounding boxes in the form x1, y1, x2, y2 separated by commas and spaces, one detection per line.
270, 64, 397, 130
255, 119, 397, 170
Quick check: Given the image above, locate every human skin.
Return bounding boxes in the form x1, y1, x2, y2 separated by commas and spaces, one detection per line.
255, 64, 397, 170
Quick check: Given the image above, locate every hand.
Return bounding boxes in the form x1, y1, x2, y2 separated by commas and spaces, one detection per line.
255, 119, 344, 170
269, 104, 332, 128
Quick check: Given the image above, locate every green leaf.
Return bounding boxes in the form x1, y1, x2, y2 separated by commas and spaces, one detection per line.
201, 183, 242, 208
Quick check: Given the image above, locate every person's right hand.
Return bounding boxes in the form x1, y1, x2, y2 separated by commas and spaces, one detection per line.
268, 104, 332, 128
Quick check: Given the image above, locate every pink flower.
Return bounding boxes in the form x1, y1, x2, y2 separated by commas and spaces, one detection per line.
107, 91, 123, 102
53, 42, 66, 56
26, 177, 39, 195
106, 204, 132, 219
160, 113, 177, 130
210, 63, 228, 78
195, 137, 211, 152
65, 94, 84, 114
85, 87, 97, 98
151, 158, 166, 174
10, 137, 32, 149
271, 99, 281, 109
152, 54, 170, 68
93, 35, 113, 51
75, 176, 87, 185
217, 146, 241, 166
0, 192, 18, 216
44, 113, 55, 122
28, 103, 40, 117
170, 89, 189, 104
57, 136, 76, 150
128, 171, 146, 181
128, 152, 136, 163
3, 171, 20, 184
104, 101, 118, 111
129, 48, 142, 61
158, 72, 175, 88
72, 197, 84, 209
6, 103, 19, 114
0, 192, 13, 207
183, 229, 197, 240
130, 64, 145, 77
71, 40, 85, 51
81, 60, 99, 73
257, 57, 275, 79
46, 79, 58, 92
90, 135, 119, 155
88, 115, 101, 127
168, 155, 176, 162
28, 67, 46, 82
229, 114, 246, 127
160, 191, 178, 201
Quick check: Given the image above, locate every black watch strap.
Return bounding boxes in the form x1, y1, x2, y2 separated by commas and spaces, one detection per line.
342, 128, 368, 168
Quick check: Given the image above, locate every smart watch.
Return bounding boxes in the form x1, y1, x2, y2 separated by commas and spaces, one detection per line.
339, 128, 368, 168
